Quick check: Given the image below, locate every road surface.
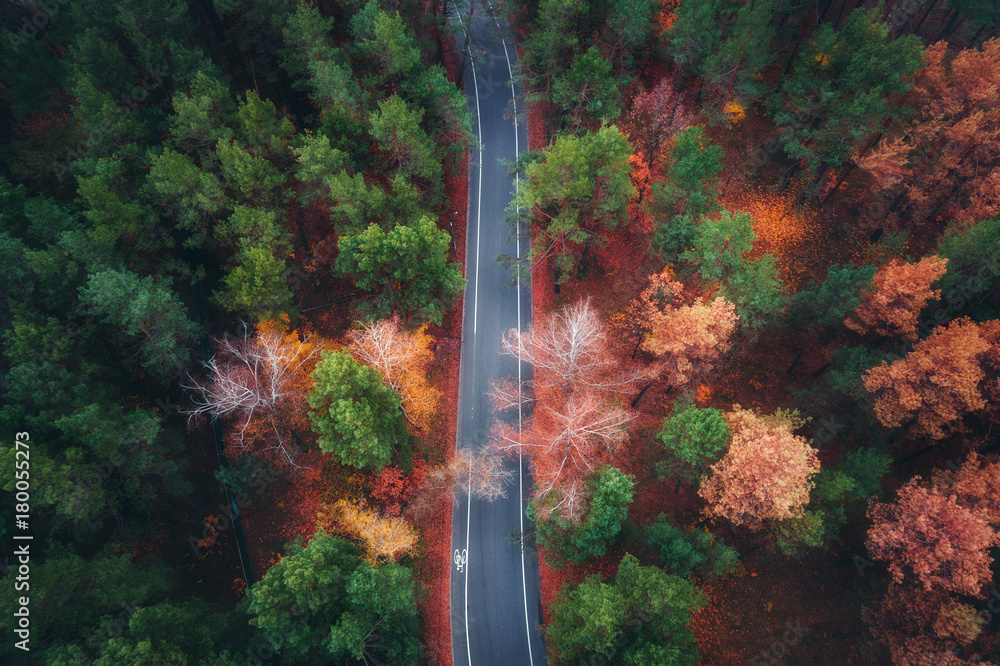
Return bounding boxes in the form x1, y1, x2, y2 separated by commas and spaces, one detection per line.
449, 2, 547, 665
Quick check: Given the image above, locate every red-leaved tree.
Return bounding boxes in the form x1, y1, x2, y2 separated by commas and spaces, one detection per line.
623, 78, 695, 199
612, 267, 685, 359
867, 476, 1000, 597
865, 585, 989, 666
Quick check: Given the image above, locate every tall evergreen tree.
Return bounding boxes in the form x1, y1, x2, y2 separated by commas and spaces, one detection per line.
770, 6, 923, 182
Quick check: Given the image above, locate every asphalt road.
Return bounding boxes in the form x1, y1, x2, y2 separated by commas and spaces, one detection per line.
449, 3, 547, 665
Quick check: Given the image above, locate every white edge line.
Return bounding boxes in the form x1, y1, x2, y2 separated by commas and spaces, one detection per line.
465, 442, 473, 666
468, 37, 481, 666
451, 6, 480, 666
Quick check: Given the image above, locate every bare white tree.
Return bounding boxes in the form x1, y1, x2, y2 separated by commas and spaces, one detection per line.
501, 298, 640, 394
491, 390, 634, 520
490, 298, 641, 523
452, 447, 517, 501
488, 377, 534, 414
413, 447, 517, 518
182, 326, 321, 467
347, 317, 418, 392
536, 477, 587, 523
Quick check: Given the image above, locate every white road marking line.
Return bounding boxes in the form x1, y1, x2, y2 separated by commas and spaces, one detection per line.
449, 7, 480, 665
471, 34, 483, 338
465, 447, 473, 665
467, 59, 480, 666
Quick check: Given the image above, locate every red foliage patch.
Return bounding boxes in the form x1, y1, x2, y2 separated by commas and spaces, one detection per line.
372, 466, 407, 515
690, 554, 884, 665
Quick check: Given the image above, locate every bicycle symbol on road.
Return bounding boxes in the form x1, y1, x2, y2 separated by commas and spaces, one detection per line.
454, 548, 468, 573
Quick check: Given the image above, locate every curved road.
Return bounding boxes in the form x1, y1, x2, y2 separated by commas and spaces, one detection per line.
449, 3, 547, 665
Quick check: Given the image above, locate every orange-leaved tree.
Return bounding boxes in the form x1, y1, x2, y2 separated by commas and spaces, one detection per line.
347, 316, 440, 430
699, 406, 820, 529
183, 318, 324, 468
863, 317, 1000, 439
612, 267, 685, 359
641, 295, 739, 388
843, 256, 948, 340
932, 453, 1000, 519
617, 268, 738, 407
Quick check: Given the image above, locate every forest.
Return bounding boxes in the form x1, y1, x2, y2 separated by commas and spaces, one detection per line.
1, 0, 1000, 664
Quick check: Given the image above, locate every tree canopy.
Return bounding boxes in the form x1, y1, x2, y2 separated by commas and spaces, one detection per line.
513, 125, 635, 284
247, 530, 420, 662
546, 554, 707, 664
308, 350, 409, 470
335, 216, 465, 325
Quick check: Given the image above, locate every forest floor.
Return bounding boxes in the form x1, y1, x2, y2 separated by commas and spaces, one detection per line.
122, 406, 246, 605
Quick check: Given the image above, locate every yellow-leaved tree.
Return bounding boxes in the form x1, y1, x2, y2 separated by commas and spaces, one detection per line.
347, 317, 440, 430
321, 500, 418, 562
